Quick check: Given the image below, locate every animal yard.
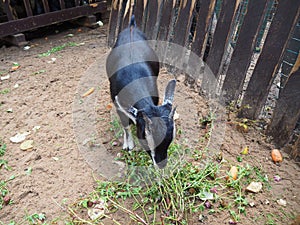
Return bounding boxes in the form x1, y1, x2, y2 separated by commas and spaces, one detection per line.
0, 0, 299, 224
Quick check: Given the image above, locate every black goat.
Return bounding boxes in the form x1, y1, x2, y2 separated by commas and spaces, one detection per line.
106, 15, 176, 169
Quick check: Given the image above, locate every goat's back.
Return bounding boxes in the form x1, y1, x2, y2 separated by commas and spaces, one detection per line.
106, 26, 160, 108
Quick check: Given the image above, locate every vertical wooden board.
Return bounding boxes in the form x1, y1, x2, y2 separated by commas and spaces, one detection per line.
240, 1, 300, 119
266, 64, 300, 147
118, 0, 128, 32
108, 0, 121, 47
190, 0, 215, 57
144, 0, 158, 39
122, 0, 132, 29
41, 0, 50, 13
23, 0, 33, 16
205, 0, 240, 78
172, 0, 196, 47
4, 0, 14, 20
157, 0, 175, 41
134, 0, 144, 28
59, 0, 66, 9
221, 0, 269, 103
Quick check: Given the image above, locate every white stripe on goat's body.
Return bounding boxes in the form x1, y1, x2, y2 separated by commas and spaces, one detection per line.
115, 96, 137, 125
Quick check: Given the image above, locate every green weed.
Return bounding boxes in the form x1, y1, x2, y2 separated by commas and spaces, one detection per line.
0, 140, 6, 156
0, 89, 10, 95
38, 42, 80, 57
25, 213, 46, 224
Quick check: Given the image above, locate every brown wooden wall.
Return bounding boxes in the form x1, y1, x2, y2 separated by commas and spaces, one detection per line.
107, 0, 300, 157
0, 0, 107, 38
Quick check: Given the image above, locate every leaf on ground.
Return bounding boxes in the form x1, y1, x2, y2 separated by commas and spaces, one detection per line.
271, 149, 283, 163
82, 87, 95, 97
20, 140, 34, 150
106, 103, 113, 111
87, 199, 107, 220
10, 132, 31, 143
241, 146, 249, 155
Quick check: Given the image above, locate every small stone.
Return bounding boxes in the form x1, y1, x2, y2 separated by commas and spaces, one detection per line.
249, 202, 255, 207
1, 75, 10, 81
277, 199, 287, 207
246, 182, 262, 193
20, 140, 34, 150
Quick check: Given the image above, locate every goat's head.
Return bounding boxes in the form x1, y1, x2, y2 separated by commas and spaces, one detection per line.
115, 80, 176, 169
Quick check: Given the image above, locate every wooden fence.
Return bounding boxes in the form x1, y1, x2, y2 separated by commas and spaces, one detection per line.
0, 0, 107, 45
107, 0, 300, 157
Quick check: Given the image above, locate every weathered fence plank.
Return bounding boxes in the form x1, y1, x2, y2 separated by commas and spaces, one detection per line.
119, 0, 128, 31
134, 0, 144, 29
145, 0, 158, 39
185, 0, 215, 86
41, 0, 50, 13
163, 0, 196, 75
0, 2, 107, 38
267, 54, 300, 147
190, 0, 215, 58
59, 0, 65, 10
205, 0, 240, 78
172, 0, 196, 47
240, 0, 300, 119
221, 0, 269, 103
157, 0, 174, 42
24, 0, 33, 17
108, 0, 120, 47
122, 0, 132, 29
4, 0, 14, 21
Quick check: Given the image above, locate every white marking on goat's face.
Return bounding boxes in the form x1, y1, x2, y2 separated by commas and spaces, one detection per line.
144, 116, 174, 169
145, 128, 155, 156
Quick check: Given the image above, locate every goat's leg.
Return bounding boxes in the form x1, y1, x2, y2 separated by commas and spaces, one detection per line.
116, 110, 135, 150
123, 126, 134, 150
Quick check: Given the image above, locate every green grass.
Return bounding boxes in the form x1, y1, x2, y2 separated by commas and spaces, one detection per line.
0, 140, 6, 157
0, 89, 10, 95
38, 42, 80, 57
62, 114, 273, 224
66, 139, 270, 224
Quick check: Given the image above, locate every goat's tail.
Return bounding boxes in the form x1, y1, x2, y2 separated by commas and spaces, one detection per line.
130, 14, 136, 28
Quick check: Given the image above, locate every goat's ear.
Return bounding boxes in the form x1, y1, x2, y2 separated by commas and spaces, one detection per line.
114, 96, 137, 124
142, 112, 155, 151
163, 79, 176, 105
169, 106, 177, 119
141, 112, 152, 127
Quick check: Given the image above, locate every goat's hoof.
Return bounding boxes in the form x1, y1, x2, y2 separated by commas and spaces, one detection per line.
122, 145, 134, 151
122, 141, 134, 151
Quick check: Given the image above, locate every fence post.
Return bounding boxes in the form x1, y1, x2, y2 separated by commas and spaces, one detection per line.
190, 0, 215, 58
266, 55, 300, 147
172, 0, 196, 47
134, 0, 145, 29
221, 0, 269, 104
108, 0, 121, 47
240, 0, 300, 119
157, 0, 175, 42
144, 0, 158, 40
205, 0, 240, 78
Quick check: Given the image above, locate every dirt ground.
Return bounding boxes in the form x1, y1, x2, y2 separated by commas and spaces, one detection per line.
0, 22, 299, 224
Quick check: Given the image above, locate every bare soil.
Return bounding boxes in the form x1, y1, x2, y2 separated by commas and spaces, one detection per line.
0, 23, 299, 224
